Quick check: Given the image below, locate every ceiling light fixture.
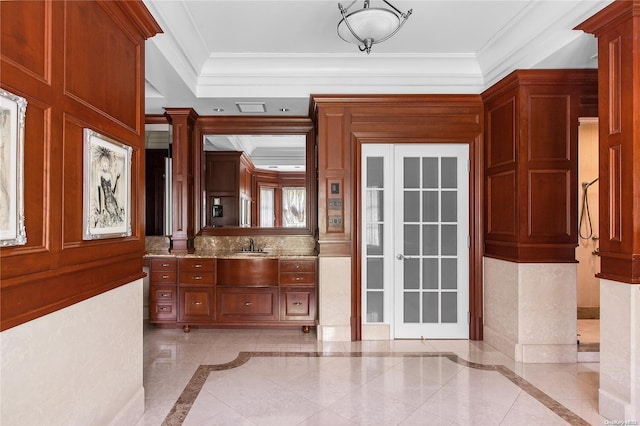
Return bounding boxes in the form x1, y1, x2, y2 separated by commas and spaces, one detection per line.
337, 0, 412, 54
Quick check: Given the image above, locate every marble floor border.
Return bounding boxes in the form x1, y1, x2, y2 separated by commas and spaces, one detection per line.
161, 351, 590, 426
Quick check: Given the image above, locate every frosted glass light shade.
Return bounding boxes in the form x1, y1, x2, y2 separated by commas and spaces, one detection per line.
337, 8, 400, 45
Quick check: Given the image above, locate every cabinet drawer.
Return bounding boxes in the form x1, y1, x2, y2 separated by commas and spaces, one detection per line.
150, 301, 177, 321
280, 259, 316, 273
179, 288, 214, 321
279, 272, 315, 286
150, 286, 176, 301
150, 271, 177, 285
179, 258, 215, 272
280, 288, 315, 321
216, 288, 278, 321
150, 258, 177, 271
179, 272, 215, 286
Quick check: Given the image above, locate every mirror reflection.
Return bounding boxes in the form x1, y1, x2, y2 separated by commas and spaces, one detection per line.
202, 134, 306, 229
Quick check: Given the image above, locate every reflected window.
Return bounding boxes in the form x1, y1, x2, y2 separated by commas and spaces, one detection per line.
282, 187, 306, 228
260, 187, 275, 227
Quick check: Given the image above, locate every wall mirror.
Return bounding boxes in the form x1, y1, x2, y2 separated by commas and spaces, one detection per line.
195, 117, 316, 236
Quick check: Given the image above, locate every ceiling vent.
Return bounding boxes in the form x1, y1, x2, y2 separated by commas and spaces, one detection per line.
236, 102, 266, 113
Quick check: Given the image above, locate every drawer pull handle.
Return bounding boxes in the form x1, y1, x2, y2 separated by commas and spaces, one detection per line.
293, 302, 302, 306
193, 301, 203, 305
244, 302, 252, 306
295, 265, 301, 269
161, 275, 169, 279
194, 264, 203, 268
160, 306, 169, 311
295, 277, 302, 281
161, 263, 170, 267
192, 276, 203, 280
160, 293, 169, 297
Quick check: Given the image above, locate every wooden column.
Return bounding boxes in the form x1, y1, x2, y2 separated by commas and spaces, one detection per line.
165, 108, 198, 253
578, 1, 640, 283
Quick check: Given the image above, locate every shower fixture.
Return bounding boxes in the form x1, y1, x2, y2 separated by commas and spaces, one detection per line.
579, 177, 599, 240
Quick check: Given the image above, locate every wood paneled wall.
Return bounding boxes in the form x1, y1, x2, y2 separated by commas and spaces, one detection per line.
0, 0, 160, 331
578, 1, 640, 283
481, 70, 598, 263
312, 94, 484, 340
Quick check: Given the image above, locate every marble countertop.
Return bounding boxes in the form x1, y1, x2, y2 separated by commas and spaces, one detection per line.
144, 251, 317, 259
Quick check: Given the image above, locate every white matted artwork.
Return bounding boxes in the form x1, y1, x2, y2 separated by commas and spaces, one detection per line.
0, 89, 27, 247
83, 128, 132, 239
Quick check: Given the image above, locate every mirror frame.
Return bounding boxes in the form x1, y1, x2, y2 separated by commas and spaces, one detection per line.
194, 116, 316, 236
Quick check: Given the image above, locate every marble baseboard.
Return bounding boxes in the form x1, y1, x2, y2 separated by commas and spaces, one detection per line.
109, 387, 145, 426
516, 343, 576, 363
483, 325, 517, 361
599, 388, 633, 422
318, 325, 351, 341
361, 324, 390, 340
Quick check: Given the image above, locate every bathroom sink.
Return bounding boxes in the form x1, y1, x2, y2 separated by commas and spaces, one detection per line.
233, 250, 272, 257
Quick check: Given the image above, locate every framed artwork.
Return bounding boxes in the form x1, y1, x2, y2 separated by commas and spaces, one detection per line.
0, 89, 27, 247
83, 128, 132, 240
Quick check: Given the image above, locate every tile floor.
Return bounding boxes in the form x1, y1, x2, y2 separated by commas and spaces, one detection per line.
137, 321, 603, 426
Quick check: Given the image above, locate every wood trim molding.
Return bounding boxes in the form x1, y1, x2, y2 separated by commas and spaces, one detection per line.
312, 94, 484, 340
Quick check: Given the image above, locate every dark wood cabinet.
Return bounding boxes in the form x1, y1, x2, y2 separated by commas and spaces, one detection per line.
149, 258, 177, 324
217, 287, 279, 322
147, 256, 317, 332
179, 288, 214, 323
280, 287, 315, 321
204, 151, 254, 227
177, 258, 216, 330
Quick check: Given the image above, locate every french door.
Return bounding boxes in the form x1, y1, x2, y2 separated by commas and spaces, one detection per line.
362, 143, 469, 339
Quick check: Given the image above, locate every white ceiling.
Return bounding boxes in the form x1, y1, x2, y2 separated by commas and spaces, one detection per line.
143, 0, 612, 116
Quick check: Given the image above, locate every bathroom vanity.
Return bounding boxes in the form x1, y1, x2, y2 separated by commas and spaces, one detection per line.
147, 252, 317, 332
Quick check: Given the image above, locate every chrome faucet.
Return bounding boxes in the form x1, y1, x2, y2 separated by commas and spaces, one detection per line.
248, 238, 254, 252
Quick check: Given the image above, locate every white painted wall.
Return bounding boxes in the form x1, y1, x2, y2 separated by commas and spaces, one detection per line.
0, 280, 144, 425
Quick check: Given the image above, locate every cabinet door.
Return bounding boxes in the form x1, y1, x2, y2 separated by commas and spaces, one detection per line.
216, 287, 278, 321
179, 288, 214, 322
280, 287, 315, 321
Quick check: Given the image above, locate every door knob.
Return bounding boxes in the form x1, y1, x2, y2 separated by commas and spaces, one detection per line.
396, 254, 415, 260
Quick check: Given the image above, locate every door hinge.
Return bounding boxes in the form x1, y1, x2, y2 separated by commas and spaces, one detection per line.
467, 235, 470, 248
467, 311, 470, 324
